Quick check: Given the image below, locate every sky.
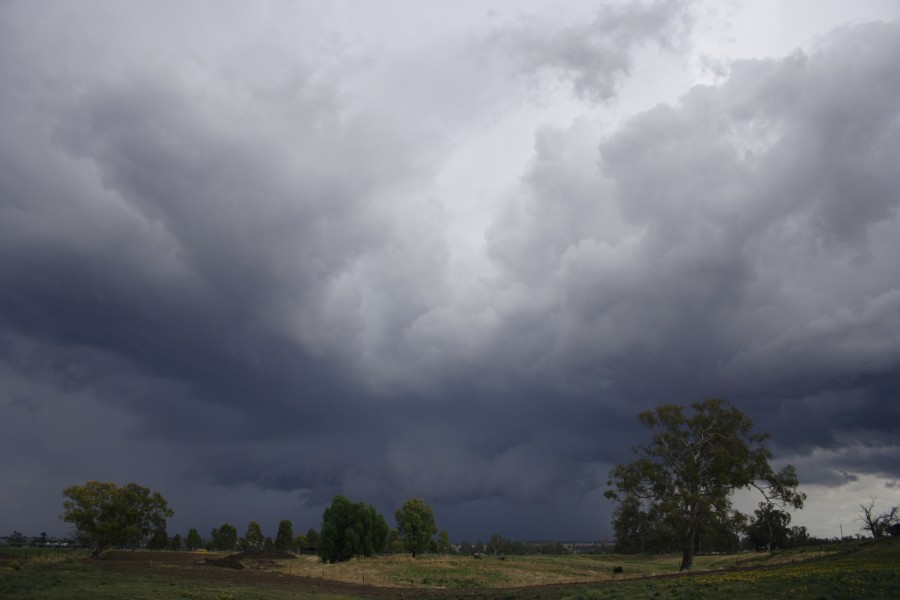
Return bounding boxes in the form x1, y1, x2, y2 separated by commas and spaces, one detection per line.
2, 0, 899, 544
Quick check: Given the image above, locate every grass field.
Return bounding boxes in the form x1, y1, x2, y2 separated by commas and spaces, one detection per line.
1, 539, 898, 599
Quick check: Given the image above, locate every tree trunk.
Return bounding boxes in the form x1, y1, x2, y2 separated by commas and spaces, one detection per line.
680, 512, 698, 572
679, 538, 695, 572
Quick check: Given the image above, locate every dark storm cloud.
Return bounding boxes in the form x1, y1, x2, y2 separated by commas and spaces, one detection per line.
2, 1, 899, 541
484, 20, 900, 474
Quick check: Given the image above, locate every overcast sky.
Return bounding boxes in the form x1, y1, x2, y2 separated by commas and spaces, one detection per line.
2, 0, 900, 544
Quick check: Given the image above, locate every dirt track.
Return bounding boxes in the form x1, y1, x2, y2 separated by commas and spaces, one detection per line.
95, 552, 593, 599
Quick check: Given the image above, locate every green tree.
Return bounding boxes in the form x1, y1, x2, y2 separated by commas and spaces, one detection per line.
387, 528, 402, 554
243, 521, 264, 551
787, 525, 810, 547
306, 528, 320, 552
61, 481, 173, 559
168, 533, 183, 551
436, 530, 451, 555
211, 523, 237, 551
185, 528, 202, 551
318, 495, 389, 563
148, 525, 168, 550
395, 497, 438, 558
274, 519, 294, 552
746, 502, 791, 551
605, 399, 804, 571
610, 495, 680, 553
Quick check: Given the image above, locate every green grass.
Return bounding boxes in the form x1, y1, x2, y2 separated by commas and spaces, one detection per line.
2, 539, 898, 599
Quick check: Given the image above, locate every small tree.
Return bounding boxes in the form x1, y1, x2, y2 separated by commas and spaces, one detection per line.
859, 498, 899, 539
185, 528, 202, 551
211, 523, 237, 551
243, 521, 264, 552
605, 399, 804, 571
61, 481, 173, 559
148, 525, 169, 550
8, 531, 26, 546
746, 503, 791, 551
168, 533, 183, 551
436, 530, 451, 555
486, 533, 504, 556
387, 528, 402, 554
306, 528, 320, 552
274, 519, 294, 553
395, 498, 438, 558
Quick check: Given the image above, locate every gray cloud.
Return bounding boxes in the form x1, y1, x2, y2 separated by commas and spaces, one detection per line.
487, 0, 694, 102
2, 2, 899, 541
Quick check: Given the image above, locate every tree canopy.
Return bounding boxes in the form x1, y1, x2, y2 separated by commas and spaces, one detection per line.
395, 497, 438, 558
746, 502, 791, 551
211, 523, 237, 551
605, 399, 804, 571
242, 521, 263, 552
61, 481, 173, 559
274, 519, 294, 552
318, 495, 389, 563
185, 528, 202, 551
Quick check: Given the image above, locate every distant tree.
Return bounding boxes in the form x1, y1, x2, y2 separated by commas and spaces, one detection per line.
185, 528, 202, 551
458, 540, 473, 555
168, 533, 183, 551
436, 530, 451, 555
274, 519, 294, 553
242, 521, 264, 552
610, 495, 679, 553
859, 498, 899, 539
385, 528, 402, 554
787, 525, 810, 547
148, 525, 169, 550
486, 533, 504, 556
395, 498, 438, 558
306, 528, 320, 552
606, 399, 805, 571
295, 535, 309, 553
61, 481, 173, 559
318, 495, 389, 563
8, 531, 26, 546
211, 523, 238, 551
746, 503, 791, 551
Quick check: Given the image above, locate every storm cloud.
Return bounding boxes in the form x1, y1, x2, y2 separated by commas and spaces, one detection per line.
2, 1, 899, 542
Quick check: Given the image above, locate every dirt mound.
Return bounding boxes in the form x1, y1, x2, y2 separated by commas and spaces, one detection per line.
228, 550, 297, 561
205, 555, 244, 570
